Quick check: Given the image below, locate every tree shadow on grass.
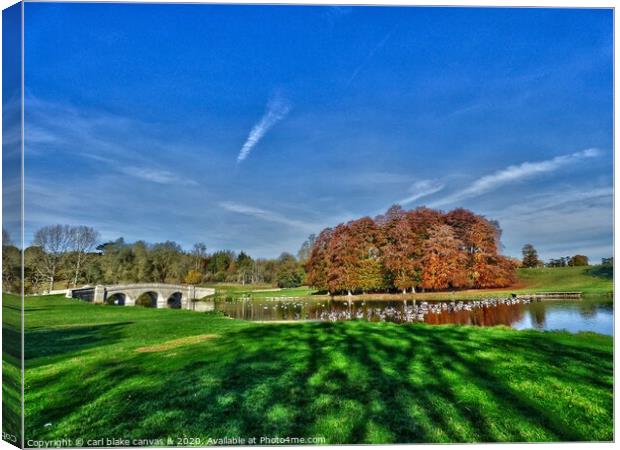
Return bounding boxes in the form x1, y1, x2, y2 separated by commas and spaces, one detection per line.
3, 324, 22, 359
25, 322, 613, 444
332, 324, 500, 442
25, 322, 132, 362
412, 327, 573, 441
586, 265, 613, 279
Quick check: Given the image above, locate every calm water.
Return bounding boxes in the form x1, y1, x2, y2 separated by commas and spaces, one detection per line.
214, 295, 613, 335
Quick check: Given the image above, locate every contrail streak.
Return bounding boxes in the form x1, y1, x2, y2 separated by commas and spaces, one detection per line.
237, 95, 290, 163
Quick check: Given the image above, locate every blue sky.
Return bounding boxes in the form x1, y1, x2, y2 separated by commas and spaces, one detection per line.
23, 4, 613, 261
2, 2, 22, 245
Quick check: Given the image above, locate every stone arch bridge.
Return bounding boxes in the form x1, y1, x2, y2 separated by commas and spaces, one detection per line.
68, 284, 215, 310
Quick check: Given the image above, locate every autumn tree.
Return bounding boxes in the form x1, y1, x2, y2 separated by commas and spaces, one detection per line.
329, 217, 385, 294
356, 257, 386, 292
306, 206, 517, 293
381, 205, 418, 293
446, 209, 508, 288
305, 228, 333, 292
568, 255, 589, 266
419, 224, 468, 290
325, 223, 360, 294
184, 270, 203, 285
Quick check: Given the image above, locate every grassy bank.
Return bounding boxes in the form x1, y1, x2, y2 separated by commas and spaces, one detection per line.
514, 266, 612, 294
206, 265, 613, 301
15, 294, 613, 444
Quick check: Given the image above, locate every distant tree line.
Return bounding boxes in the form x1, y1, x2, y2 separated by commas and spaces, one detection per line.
521, 244, 591, 268
2, 228, 20, 293
306, 206, 518, 295
2, 226, 308, 294
4, 219, 608, 296
547, 255, 589, 268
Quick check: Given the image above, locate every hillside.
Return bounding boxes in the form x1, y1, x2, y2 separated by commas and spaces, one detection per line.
515, 265, 613, 294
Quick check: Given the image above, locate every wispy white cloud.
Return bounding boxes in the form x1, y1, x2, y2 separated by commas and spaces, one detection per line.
219, 201, 316, 232
119, 166, 199, 186
237, 95, 290, 163
345, 27, 396, 88
397, 180, 445, 206
24, 95, 199, 186
489, 186, 612, 218
488, 186, 613, 261
432, 148, 601, 207
343, 171, 413, 186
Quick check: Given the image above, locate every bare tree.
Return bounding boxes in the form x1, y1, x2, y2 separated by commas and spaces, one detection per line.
2, 228, 20, 293
32, 224, 72, 292
25, 246, 47, 294
68, 226, 100, 287
191, 242, 207, 271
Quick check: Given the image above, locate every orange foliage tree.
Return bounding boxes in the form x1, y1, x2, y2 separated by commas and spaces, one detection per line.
419, 224, 469, 290
306, 206, 516, 293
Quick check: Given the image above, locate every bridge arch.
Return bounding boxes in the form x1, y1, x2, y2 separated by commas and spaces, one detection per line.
167, 292, 183, 309
106, 293, 127, 306
135, 291, 159, 308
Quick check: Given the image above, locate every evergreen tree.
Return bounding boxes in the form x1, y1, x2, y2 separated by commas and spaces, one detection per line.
521, 244, 540, 268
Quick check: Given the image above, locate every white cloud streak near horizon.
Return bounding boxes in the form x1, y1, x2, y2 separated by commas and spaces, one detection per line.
237, 95, 290, 163
119, 166, 199, 186
431, 148, 601, 207
219, 201, 317, 232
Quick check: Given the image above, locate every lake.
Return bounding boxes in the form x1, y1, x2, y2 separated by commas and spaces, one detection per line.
214, 295, 613, 336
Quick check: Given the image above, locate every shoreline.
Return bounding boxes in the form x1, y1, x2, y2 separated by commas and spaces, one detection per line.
224, 291, 611, 302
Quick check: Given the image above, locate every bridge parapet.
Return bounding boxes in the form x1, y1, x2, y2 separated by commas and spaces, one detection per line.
69, 284, 215, 310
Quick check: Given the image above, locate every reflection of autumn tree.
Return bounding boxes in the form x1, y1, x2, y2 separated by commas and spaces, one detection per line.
578, 301, 597, 319
488, 304, 525, 327
425, 304, 525, 327
528, 303, 547, 327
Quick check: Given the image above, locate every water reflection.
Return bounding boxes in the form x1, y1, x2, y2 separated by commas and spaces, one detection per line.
528, 304, 547, 328
215, 295, 613, 335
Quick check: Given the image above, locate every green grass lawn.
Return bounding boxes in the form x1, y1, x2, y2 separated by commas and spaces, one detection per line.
2, 292, 22, 445
10, 293, 613, 444
205, 284, 317, 298
514, 266, 613, 294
